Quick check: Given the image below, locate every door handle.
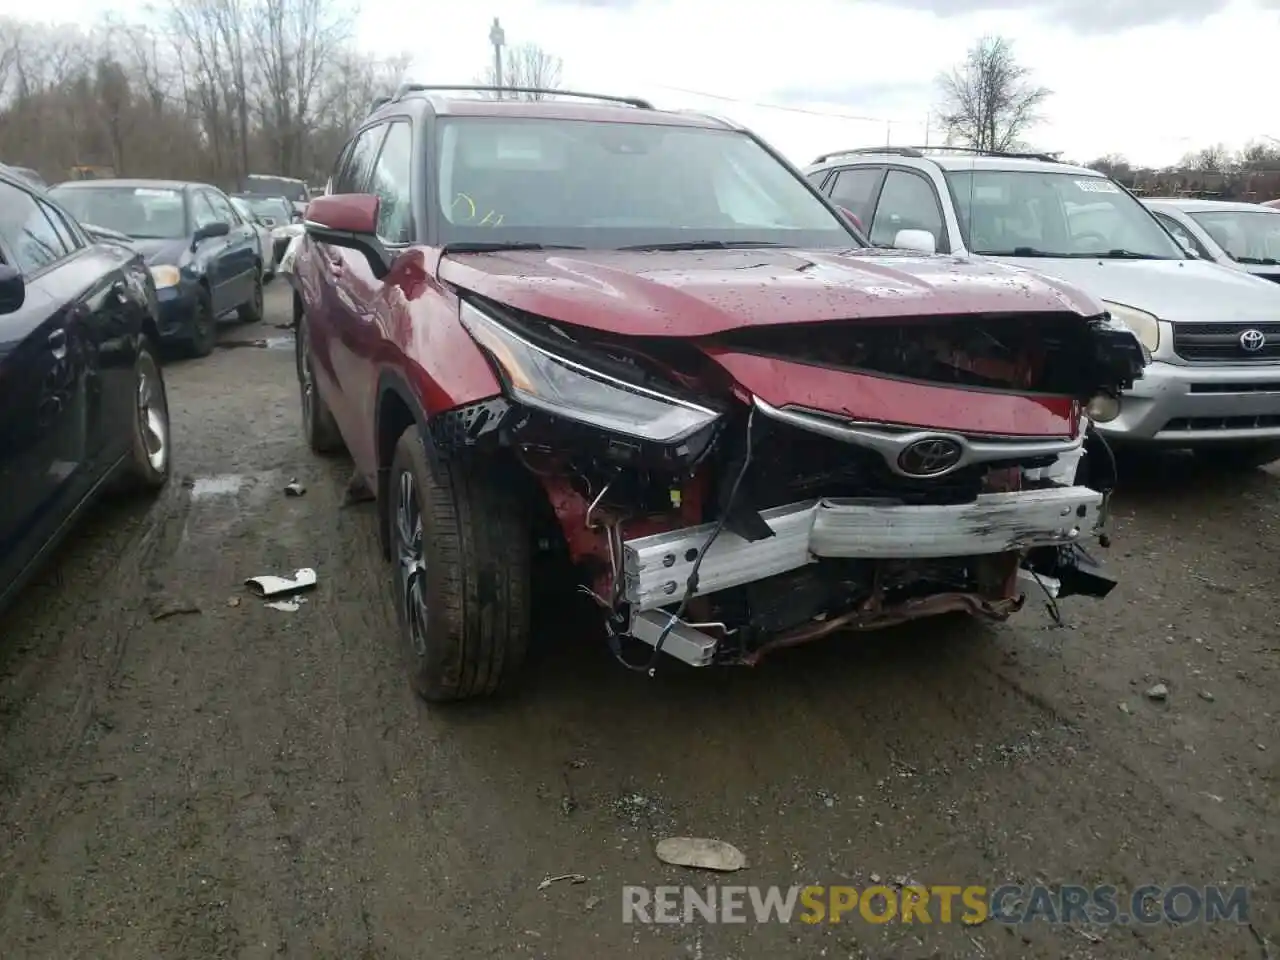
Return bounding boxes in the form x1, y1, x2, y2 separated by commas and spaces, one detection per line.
48, 328, 67, 359
111, 281, 128, 305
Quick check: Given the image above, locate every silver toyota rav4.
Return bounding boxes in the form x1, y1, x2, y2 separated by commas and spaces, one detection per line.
803, 147, 1280, 467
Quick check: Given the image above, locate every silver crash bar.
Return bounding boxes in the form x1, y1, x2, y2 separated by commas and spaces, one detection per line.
621, 485, 1102, 613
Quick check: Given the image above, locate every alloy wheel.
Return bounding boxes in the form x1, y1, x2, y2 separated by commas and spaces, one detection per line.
137, 355, 169, 472
394, 470, 429, 657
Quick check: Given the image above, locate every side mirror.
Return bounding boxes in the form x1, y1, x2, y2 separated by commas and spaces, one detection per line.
894, 228, 937, 255
0, 262, 24, 314
304, 193, 389, 279
192, 220, 231, 248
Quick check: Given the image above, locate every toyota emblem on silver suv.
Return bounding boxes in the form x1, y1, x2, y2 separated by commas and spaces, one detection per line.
1240, 328, 1267, 352
897, 437, 965, 477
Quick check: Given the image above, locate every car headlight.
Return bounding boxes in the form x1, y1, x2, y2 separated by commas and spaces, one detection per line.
459, 301, 722, 444
1102, 301, 1159, 355
150, 265, 180, 289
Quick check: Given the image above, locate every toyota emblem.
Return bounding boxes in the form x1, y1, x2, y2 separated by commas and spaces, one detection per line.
897, 437, 965, 477
1240, 328, 1267, 352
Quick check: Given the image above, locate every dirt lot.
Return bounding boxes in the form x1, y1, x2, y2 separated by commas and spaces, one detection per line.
0, 282, 1276, 959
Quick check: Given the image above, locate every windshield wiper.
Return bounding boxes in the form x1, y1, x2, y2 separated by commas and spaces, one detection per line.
1081, 249, 1168, 260
1233, 256, 1280, 265
617, 240, 787, 251
983, 246, 1061, 257
440, 241, 586, 255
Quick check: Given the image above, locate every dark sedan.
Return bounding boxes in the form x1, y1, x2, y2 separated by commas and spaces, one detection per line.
48, 179, 264, 357
0, 167, 172, 614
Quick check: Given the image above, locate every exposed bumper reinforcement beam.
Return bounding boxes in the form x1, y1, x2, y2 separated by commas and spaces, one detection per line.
622, 486, 1103, 612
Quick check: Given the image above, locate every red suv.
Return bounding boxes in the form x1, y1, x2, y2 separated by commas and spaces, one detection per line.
293, 85, 1146, 701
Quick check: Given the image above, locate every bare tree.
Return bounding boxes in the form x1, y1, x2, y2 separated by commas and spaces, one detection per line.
1179, 144, 1233, 173
477, 42, 563, 99
1086, 153, 1131, 180
0, 7, 414, 185
935, 36, 1050, 153
250, 0, 353, 177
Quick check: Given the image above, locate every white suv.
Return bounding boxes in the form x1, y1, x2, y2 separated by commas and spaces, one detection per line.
803, 147, 1280, 466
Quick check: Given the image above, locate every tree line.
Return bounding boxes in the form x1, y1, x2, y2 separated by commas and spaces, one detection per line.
0, 4, 571, 192
0, 2, 413, 189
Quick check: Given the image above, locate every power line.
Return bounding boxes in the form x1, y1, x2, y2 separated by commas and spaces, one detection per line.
645, 83, 910, 125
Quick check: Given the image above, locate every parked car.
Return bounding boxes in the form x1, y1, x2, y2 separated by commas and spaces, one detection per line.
803, 146, 1280, 467
229, 195, 279, 280
48, 179, 265, 356
0, 166, 171, 615
1144, 198, 1280, 282
234, 193, 303, 262
291, 85, 1145, 701
242, 174, 309, 217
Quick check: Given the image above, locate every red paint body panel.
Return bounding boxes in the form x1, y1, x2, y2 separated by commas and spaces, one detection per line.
704, 348, 1079, 438
438, 246, 1103, 339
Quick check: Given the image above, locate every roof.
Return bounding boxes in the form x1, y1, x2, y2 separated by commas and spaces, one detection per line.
1143, 197, 1280, 214
51, 178, 206, 191
376, 89, 735, 130
806, 149, 1099, 178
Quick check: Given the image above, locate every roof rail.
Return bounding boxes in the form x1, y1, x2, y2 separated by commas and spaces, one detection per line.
814, 145, 1063, 164
813, 146, 924, 163
391, 83, 653, 109
368, 95, 392, 114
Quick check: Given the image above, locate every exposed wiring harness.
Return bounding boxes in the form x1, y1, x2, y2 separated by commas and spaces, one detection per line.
607, 406, 756, 675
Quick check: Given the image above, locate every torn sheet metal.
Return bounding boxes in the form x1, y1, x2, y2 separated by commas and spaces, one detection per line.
245, 568, 317, 598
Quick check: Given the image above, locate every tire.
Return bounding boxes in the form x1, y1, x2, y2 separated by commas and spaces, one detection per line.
237, 267, 264, 323
295, 314, 344, 455
118, 338, 171, 493
185, 287, 217, 358
1193, 442, 1280, 469
388, 426, 531, 702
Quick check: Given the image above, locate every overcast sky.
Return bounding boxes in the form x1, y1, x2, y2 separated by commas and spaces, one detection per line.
8, 0, 1280, 168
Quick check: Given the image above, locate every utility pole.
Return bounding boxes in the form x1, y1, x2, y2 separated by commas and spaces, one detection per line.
490, 17, 506, 99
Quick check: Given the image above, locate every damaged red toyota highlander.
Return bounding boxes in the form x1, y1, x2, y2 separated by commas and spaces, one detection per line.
291, 85, 1146, 701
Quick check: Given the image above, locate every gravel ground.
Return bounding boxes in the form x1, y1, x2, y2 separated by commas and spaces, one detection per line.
0, 282, 1276, 959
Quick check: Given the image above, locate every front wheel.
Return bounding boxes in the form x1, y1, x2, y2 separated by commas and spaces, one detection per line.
1193, 442, 1280, 469
388, 427, 531, 702
185, 288, 217, 358
118, 338, 171, 493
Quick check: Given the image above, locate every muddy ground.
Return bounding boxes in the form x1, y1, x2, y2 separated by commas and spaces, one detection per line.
0, 282, 1276, 959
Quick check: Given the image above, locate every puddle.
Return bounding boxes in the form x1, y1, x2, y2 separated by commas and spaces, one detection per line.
217, 336, 295, 351
191, 474, 247, 498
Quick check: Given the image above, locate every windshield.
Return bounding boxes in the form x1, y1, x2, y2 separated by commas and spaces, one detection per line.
244, 177, 308, 203
435, 118, 858, 249
242, 196, 292, 222
1187, 210, 1280, 264
49, 185, 187, 239
945, 170, 1185, 260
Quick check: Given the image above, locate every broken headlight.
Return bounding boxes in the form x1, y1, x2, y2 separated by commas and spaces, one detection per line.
459, 300, 722, 444
1102, 301, 1159, 356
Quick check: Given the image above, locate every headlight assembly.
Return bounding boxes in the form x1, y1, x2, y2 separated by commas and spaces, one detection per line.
459, 300, 722, 444
149, 265, 180, 289
1102, 301, 1159, 355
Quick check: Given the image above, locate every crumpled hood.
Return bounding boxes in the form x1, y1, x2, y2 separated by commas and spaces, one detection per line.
438, 247, 1103, 338
992, 255, 1280, 323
